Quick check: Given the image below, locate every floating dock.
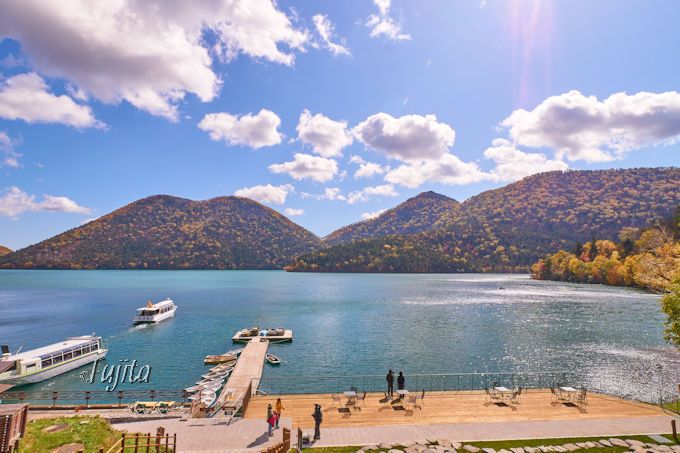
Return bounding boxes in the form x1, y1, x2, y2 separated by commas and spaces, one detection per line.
232, 328, 293, 343
215, 338, 269, 417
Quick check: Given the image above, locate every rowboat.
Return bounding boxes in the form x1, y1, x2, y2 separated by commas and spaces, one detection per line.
201, 368, 232, 380
204, 353, 237, 365
195, 378, 223, 388
184, 382, 220, 393
189, 390, 216, 406
265, 353, 281, 365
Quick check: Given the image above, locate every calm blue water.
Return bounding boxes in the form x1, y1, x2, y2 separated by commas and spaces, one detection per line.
1, 271, 678, 401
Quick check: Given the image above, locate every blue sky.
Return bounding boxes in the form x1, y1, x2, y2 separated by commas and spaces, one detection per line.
1, 0, 679, 249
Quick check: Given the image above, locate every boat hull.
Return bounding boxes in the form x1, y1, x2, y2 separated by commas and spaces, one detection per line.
133, 307, 176, 324
0, 350, 107, 386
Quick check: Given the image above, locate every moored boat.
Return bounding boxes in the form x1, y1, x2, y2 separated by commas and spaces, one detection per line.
0, 335, 107, 386
265, 353, 281, 365
133, 298, 177, 324
232, 327, 293, 343
204, 353, 237, 365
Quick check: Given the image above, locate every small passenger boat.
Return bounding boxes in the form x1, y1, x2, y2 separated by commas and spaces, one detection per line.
133, 299, 177, 325
266, 353, 281, 365
0, 335, 107, 386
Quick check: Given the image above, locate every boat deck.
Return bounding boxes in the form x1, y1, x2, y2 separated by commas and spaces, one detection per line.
244, 390, 665, 429
232, 329, 293, 343
215, 338, 269, 415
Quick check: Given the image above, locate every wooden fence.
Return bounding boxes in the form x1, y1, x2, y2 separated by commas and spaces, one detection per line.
101, 429, 176, 453
261, 428, 290, 453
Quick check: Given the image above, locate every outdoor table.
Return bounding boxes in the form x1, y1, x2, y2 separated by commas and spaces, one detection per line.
344, 391, 357, 404
559, 386, 577, 402
396, 389, 409, 397
493, 386, 512, 399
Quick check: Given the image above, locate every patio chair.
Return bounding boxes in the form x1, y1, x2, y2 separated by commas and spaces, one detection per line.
158, 402, 170, 414
356, 391, 367, 406
134, 403, 146, 415
576, 387, 587, 406
331, 393, 342, 406
510, 387, 522, 404
485, 386, 500, 404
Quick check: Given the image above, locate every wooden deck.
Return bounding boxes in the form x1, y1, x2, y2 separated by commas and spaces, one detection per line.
215, 338, 268, 411
244, 390, 664, 429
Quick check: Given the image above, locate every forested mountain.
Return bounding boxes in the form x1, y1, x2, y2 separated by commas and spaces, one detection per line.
0, 195, 321, 269
0, 246, 11, 256
288, 167, 680, 273
325, 191, 460, 245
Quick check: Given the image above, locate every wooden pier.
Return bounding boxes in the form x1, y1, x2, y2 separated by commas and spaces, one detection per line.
214, 338, 269, 417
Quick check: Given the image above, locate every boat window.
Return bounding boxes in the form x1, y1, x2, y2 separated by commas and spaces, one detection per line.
41, 358, 52, 367
53, 354, 63, 364
73, 348, 82, 357
63, 350, 73, 360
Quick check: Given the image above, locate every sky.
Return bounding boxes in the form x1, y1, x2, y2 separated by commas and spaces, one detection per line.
0, 0, 679, 250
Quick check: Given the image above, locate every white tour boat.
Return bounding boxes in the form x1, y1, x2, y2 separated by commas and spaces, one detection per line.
0, 335, 107, 386
133, 298, 177, 324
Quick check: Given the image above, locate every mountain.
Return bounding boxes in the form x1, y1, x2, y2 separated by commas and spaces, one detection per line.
288, 167, 680, 273
324, 191, 460, 245
0, 246, 11, 256
0, 195, 321, 269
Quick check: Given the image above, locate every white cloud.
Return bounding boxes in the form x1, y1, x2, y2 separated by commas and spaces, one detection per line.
350, 155, 388, 178
353, 113, 455, 162
0, 0, 308, 120
301, 187, 347, 201
297, 110, 353, 157
385, 154, 488, 188
0, 186, 90, 218
312, 14, 350, 56
0, 73, 102, 128
360, 209, 387, 220
284, 207, 305, 216
501, 90, 680, 162
0, 132, 21, 168
234, 183, 293, 205
347, 184, 398, 204
365, 0, 411, 41
269, 153, 338, 182
198, 109, 282, 149
484, 138, 568, 182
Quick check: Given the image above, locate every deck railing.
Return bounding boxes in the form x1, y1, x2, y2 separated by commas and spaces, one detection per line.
253, 370, 678, 404
253, 371, 575, 396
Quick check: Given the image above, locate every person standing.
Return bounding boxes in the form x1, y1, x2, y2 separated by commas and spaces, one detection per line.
275, 397, 285, 429
312, 403, 322, 440
386, 370, 394, 397
397, 371, 405, 395
266, 403, 275, 437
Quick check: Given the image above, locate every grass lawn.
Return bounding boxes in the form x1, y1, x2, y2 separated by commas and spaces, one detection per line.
19, 416, 120, 453
302, 434, 679, 453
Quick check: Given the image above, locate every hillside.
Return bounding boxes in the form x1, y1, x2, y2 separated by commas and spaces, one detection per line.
0, 246, 11, 256
288, 167, 680, 273
0, 195, 321, 269
325, 191, 460, 245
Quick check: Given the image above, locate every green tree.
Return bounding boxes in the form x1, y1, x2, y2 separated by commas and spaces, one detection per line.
661, 278, 680, 348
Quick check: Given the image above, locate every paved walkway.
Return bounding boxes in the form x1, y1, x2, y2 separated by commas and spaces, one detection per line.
303, 415, 677, 448
111, 414, 678, 451
112, 416, 291, 452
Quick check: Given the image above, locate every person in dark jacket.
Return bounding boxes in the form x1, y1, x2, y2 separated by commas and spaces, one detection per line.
397, 371, 405, 395
386, 370, 394, 397
312, 403, 323, 440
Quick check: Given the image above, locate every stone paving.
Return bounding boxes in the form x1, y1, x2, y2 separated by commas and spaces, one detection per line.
302, 415, 677, 448
348, 436, 680, 453
112, 416, 292, 452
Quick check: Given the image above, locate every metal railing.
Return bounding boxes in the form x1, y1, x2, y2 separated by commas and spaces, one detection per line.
0, 389, 188, 406
254, 371, 575, 396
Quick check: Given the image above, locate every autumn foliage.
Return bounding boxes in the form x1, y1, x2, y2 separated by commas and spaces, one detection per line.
531, 211, 680, 292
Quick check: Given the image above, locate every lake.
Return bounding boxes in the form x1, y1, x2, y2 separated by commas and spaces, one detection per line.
1, 270, 678, 402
